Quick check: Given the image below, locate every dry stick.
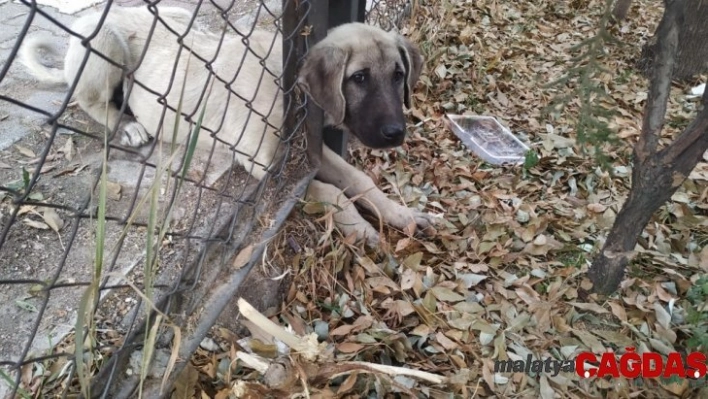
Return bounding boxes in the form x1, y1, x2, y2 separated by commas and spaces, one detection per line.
237, 298, 448, 384
329, 362, 448, 384
235, 352, 270, 374
238, 298, 325, 361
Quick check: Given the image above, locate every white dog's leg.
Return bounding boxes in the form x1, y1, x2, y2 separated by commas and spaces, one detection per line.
306, 179, 380, 246
75, 96, 151, 147
316, 145, 436, 235
66, 21, 152, 148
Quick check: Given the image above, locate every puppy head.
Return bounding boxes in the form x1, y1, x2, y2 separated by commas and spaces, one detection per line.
297, 23, 423, 149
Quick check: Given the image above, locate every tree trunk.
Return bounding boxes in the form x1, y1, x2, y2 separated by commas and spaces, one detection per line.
589, 116, 708, 294
589, 0, 708, 294
673, 1, 708, 79
612, 0, 633, 21
639, 1, 708, 80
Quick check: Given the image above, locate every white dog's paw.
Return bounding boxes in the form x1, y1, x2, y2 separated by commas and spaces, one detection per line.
118, 121, 151, 147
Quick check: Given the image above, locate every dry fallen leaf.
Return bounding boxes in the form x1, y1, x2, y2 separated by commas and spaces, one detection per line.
42, 208, 64, 233
567, 302, 609, 314
337, 372, 358, 395
18, 205, 35, 216
23, 219, 49, 230
14, 145, 35, 158
539, 375, 555, 399
40, 164, 56, 174
61, 139, 75, 161
430, 286, 466, 302
172, 364, 199, 399
53, 163, 86, 177
336, 342, 364, 353
106, 181, 122, 201
586, 203, 607, 213
330, 324, 356, 337
232, 244, 254, 269
607, 301, 627, 322
435, 332, 458, 350
653, 302, 672, 330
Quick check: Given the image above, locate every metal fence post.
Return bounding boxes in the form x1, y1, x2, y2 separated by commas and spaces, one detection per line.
321, 1, 367, 160
283, 0, 325, 167
328, 0, 366, 27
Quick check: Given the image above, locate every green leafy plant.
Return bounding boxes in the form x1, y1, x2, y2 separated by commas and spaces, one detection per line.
0, 370, 32, 399
543, 0, 621, 168
685, 276, 708, 351
523, 149, 539, 170
1, 167, 43, 202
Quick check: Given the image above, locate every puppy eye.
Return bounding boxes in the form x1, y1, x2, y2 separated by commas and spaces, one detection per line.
350, 71, 366, 84
394, 70, 405, 82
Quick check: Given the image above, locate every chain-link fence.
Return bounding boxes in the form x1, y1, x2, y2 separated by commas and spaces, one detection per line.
0, 0, 410, 397
367, 0, 412, 31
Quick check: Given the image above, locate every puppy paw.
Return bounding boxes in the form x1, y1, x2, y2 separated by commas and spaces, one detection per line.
385, 203, 441, 236
336, 220, 381, 248
409, 208, 441, 235
119, 121, 151, 147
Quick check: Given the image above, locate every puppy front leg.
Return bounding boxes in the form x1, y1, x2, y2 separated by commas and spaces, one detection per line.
317, 146, 436, 235
306, 179, 380, 246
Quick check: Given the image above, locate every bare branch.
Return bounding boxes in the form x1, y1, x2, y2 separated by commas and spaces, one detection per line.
659, 111, 708, 167
658, 53, 708, 163
635, 0, 683, 162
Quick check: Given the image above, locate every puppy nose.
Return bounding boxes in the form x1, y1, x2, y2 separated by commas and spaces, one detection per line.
381, 124, 404, 141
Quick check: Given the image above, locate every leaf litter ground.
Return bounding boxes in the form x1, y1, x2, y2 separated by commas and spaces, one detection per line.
188, 0, 708, 398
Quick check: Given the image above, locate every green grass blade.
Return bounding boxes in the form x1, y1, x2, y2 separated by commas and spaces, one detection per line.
0, 370, 32, 399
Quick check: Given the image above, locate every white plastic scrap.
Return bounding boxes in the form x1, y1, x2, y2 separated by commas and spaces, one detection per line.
686, 83, 705, 99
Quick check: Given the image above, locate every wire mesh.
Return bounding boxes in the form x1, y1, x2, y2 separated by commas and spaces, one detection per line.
0, 0, 410, 397
366, 0, 411, 31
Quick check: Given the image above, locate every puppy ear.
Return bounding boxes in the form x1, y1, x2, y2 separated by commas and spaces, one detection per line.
396, 36, 423, 109
297, 46, 349, 125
